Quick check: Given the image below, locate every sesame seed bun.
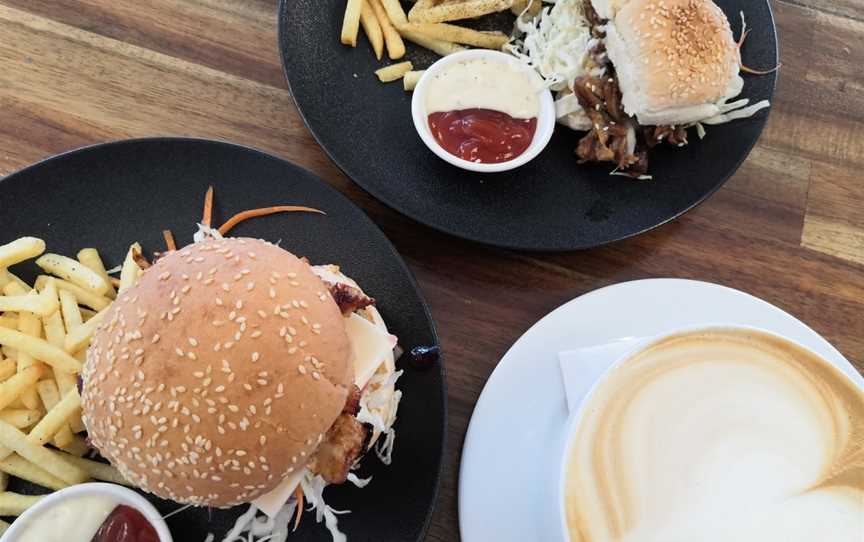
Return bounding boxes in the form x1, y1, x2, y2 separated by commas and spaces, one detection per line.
81, 237, 353, 507
602, 0, 743, 125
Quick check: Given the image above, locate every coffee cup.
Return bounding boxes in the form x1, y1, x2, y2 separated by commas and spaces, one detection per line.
558, 325, 864, 542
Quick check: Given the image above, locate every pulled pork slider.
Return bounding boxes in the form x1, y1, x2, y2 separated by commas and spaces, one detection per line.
600, 0, 743, 126
81, 237, 359, 507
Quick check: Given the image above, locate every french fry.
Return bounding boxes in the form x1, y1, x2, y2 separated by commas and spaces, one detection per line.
45, 325, 67, 360
59, 290, 83, 334
54, 368, 76, 398
0, 421, 87, 484
403, 70, 425, 91
380, 0, 408, 25
0, 519, 9, 535
36, 276, 112, 311
58, 434, 89, 456
0, 347, 14, 363
43, 298, 67, 349
408, 0, 512, 23
15, 298, 44, 410
52, 427, 74, 448
118, 243, 144, 293
0, 329, 81, 374
0, 491, 42, 515
0, 472, 6, 492
35, 379, 60, 409
67, 409, 85, 434
0, 410, 42, 429
64, 307, 107, 354
77, 248, 116, 299
0, 237, 45, 269
399, 22, 509, 48
0, 271, 30, 293
36, 253, 110, 296
80, 311, 96, 324
370, 0, 406, 59
341, 0, 363, 46
399, 29, 466, 56
1, 282, 27, 296
0, 454, 68, 490
0, 292, 57, 317
0, 366, 42, 411
0, 359, 15, 381
51, 452, 131, 486
35, 379, 76, 444
514, 0, 542, 16
27, 388, 81, 446
360, 0, 385, 60
0, 316, 17, 329
375, 61, 414, 82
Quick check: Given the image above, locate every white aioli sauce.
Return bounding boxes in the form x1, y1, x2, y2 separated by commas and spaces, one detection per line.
425, 58, 541, 119
12, 496, 116, 542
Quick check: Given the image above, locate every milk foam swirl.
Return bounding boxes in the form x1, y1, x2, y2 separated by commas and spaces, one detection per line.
563, 328, 864, 542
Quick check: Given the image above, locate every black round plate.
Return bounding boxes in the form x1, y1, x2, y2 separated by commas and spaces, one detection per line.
0, 138, 445, 542
279, 1, 778, 251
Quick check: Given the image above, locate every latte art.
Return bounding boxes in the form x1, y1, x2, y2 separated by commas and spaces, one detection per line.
563, 328, 864, 542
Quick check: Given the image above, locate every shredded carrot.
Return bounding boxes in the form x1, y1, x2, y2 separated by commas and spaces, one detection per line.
218, 206, 325, 236
162, 229, 177, 252
737, 20, 779, 75
293, 486, 304, 531
202, 185, 215, 227
741, 64, 781, 75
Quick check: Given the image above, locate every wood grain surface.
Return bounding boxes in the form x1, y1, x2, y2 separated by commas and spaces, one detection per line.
0, 1, 862, 540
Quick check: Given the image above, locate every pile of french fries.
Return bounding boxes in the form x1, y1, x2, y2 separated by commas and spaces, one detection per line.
341, 0, 542, 89
0, 237, 146, 533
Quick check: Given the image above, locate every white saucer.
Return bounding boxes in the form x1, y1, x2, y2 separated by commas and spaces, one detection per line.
458, 279, 864, 542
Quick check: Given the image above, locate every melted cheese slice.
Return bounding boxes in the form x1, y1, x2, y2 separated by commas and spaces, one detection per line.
253, 468, 305, 518
346, 313, 393, 389
253, 314, 394, 518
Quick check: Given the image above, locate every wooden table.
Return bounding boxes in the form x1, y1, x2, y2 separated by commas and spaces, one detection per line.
0, 1, 861, 539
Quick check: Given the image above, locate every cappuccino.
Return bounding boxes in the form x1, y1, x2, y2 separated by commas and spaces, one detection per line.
562, 328, 864, 542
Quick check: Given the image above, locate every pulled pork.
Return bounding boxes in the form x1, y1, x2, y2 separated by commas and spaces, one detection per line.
328, 283, 375, 316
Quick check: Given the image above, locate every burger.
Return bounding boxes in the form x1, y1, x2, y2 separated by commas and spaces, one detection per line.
509, 0, 772, 177
81, 236, 402, 538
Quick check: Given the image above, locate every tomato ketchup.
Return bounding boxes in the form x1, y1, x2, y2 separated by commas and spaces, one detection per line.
428, 109, 537, 164
91, 505, 160, 542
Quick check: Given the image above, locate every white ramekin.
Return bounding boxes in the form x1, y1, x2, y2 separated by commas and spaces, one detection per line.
411, 49, 555, 173
0, 482, 172, 542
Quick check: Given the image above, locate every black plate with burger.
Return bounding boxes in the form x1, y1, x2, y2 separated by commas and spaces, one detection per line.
0, 138, 444, 542
279, 0, 778, 250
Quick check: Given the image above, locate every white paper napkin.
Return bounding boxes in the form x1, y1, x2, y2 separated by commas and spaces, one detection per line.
558, 337, 649, 414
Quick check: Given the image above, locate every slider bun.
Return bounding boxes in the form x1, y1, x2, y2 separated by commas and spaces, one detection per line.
82, 237, 353, 507
605, 0, 742, 125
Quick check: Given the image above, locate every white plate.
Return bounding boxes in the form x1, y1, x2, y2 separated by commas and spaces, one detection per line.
458, 279, 864, 542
